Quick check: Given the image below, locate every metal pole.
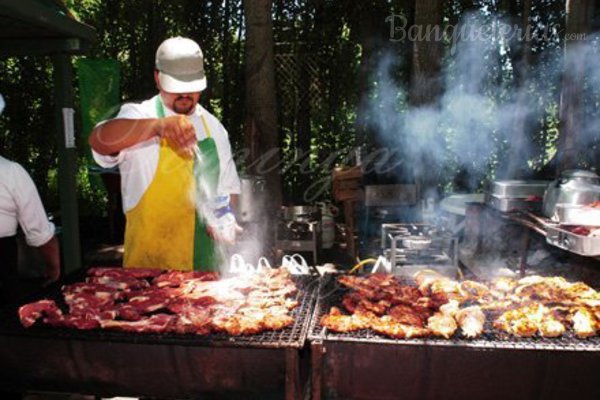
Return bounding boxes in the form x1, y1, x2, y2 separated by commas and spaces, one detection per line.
52, 53, 81, 274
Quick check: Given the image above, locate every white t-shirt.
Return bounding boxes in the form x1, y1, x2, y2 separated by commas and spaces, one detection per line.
0, 155, 55, 246
92, 95, 241, 213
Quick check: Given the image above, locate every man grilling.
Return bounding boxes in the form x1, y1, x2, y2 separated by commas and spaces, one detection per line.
89, 37, 241, 272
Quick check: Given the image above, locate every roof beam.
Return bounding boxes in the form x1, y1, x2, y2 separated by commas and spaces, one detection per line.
0, 38, 89, 57
0, 0, 95, 43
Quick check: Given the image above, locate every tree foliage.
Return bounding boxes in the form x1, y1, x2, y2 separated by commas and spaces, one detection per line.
0, 0, 598, 217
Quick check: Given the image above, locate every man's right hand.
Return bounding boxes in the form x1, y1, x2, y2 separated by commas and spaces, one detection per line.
157, 115, 197, 158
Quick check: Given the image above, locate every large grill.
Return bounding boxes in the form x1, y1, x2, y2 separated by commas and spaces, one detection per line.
0, 272, 319, 399
308, 274, 600, 400
308, 274, 600, 351
0, 274, 319, 349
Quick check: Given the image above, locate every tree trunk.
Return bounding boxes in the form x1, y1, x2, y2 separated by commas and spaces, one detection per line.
409, 0, 443, 196
409, 0, 443, 107
243, 0, 282, 209
499, 0, 535, 179
558, 0, 595, 174
353, 0, 390, 148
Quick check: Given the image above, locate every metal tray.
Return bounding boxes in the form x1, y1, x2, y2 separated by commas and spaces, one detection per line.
486, 194, 542, 213
546, 225, 600, 256
555, 204, 600, 227
490, 180, 550, 198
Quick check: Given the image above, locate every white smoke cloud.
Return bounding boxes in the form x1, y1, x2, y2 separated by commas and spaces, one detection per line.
366, 13, 599, 192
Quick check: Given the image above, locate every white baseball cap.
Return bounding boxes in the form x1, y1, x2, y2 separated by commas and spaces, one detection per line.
155, 37, 207, 93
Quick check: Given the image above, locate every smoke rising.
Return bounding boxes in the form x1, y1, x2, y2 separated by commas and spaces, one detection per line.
366, 14, 599, 193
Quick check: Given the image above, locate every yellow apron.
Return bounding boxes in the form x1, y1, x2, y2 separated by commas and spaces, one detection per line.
123, 96, 220, 271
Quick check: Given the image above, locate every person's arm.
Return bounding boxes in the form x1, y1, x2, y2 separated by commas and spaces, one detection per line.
11, 163, 59, 282
36, 236, 60, 285
89, 115, 198, 157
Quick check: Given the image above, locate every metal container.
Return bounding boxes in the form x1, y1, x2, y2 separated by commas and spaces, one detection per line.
238, 175, 266, 223
546, 225, 600, 256
543, 169, 600, 219
486, 193, 542, 213
555, 204, 600, 227
280, 205, 320, 222
489, 180, 550, 198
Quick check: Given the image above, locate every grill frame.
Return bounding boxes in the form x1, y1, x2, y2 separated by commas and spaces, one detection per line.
309, 273, 600, 400
0, 272, 319, 399
308, 273, 600, 352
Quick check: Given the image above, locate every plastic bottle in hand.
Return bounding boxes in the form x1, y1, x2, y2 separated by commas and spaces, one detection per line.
211, 194, 237, 242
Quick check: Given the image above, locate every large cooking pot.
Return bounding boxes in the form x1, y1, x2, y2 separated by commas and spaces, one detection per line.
542, 169, 600, 219
238, 175, 267, 223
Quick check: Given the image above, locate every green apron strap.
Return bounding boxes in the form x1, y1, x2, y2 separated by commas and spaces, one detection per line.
155, 96, 221, 271
193, 135, 220, 271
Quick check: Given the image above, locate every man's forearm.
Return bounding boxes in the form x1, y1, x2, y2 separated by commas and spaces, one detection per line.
89, 119, 160, 155
37, 236, 60, 283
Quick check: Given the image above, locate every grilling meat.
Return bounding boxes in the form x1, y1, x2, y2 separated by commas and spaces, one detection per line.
570, 307, 597, 338
427, 312, 457, 339
321, 307, 372, 332
18, 300, 63, 328
494, 303, 566, 338
388, 304, 428, 327
455, 306, 485, 338
322, 272, 599, 340
18, 267, 300, 337
370, 315, 431, 339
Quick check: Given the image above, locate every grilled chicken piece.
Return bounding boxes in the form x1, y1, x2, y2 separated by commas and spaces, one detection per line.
490, 277, 517, 294
388, 304, 427, 327
413, 269, 444, 288
570, 307, 597, 338
370, 315, 430, 339
427, 312, 457, 339
439, 300, 460, 317
493, 303, 565, 338
320, 307, 370, 332
538, 319, 566, 338
459, 281, 491, 302
455, 306, 485, 338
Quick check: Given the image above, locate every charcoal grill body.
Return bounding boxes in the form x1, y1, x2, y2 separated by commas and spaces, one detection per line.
309, 274, 600, 400
0, 335, 297, 399
310, 340, 600, 400
0, 276, 318, 400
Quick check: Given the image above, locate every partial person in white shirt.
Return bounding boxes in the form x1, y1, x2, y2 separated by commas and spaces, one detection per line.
89, 37, 241, 272
0, 94, 61, 301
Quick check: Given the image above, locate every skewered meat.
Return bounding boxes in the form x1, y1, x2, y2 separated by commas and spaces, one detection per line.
455, 306, 485, 338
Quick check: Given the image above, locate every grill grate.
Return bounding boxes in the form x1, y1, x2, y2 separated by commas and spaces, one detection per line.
308, 274, 600, 352
0, 274, 320, 349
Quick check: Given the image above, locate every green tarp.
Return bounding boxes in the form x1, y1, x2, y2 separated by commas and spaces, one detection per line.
76, 58, 120, 163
